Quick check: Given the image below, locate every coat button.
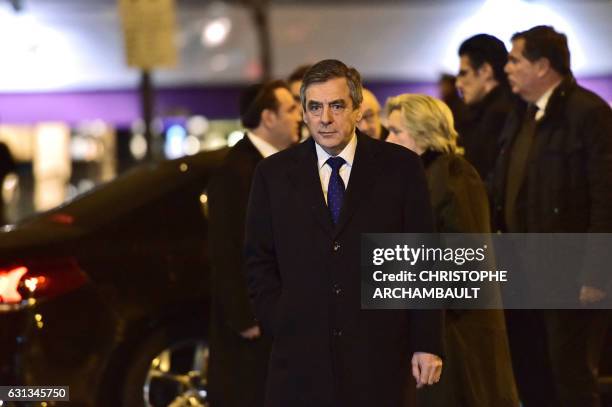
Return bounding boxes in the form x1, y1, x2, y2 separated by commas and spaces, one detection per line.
332, 329, 343, 337
333, 242, 341, 252
333, 283, 342, 295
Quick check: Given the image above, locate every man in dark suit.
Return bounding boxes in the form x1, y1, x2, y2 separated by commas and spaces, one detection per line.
207, 80, 301, 407
456, 34, 514, 186
245, 59, 444, 407
493, 25, 612, 407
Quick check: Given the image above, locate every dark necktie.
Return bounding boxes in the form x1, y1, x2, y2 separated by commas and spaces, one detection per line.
326, 156, 346, 224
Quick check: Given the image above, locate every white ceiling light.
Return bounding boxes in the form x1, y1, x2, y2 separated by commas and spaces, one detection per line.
442, 0, 586, 74
201, 17, 231, 48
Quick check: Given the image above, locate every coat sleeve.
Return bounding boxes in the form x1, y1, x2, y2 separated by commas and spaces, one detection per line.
403, 155, 445, 358
207, 168, 257, 333
244, 164, 282, 336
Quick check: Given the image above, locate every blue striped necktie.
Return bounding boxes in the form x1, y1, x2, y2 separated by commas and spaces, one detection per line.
326, 156, 346, 224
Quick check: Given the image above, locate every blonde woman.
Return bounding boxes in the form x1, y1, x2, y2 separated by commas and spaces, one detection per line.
385, 94, 519, 407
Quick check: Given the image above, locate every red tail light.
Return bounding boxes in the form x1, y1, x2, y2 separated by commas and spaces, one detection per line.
0, 257, 88, 311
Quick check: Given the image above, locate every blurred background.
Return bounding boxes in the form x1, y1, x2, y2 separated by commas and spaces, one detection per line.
0, 0, 610, 222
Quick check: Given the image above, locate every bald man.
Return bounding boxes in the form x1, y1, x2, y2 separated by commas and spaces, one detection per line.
357, 88, 388, 140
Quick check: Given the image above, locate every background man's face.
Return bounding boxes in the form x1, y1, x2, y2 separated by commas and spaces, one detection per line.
357, 91, 382, 139
505, 38, 540, 102
270, 87, 301, 148
456, 55, 488, 105
303, 77, 362, 155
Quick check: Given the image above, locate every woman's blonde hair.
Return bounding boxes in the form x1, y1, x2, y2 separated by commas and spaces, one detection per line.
384, 94, 458, 153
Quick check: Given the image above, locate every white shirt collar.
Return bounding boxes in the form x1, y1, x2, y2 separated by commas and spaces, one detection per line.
315, 131, 357, 170
534, 80, 562, 119
247, 131, 279, 158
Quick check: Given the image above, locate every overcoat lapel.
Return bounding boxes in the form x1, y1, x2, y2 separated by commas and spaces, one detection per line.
333, 133, 381, 237
287, 138, 335, 238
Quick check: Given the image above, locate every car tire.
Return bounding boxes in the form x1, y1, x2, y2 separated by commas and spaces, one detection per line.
119, 321, 209, 407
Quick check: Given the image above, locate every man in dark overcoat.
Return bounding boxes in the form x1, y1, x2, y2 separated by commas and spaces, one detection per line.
245, 59, 444, 407
493, 25, 612, 407
207, 80, 301, 407
456, 33, 515, 186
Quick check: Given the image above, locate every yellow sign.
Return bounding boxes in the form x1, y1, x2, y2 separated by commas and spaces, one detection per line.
118, 0, 178, 69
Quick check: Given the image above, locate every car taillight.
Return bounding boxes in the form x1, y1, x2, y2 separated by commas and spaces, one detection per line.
0, 257, 88, 311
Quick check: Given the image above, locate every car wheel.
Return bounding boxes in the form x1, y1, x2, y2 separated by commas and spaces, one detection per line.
121, 324, 209, 407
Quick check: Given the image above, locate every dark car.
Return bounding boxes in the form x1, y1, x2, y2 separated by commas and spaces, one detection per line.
0, 148, 227, 406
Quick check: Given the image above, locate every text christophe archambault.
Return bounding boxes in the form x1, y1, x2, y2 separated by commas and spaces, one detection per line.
370, 245, 507, 299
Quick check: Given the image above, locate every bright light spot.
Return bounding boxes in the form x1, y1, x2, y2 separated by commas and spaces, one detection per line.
187, 116, 209, 135
36, 321, 44, 329
0, 11, 78, 91
165, 125, 188, 159
0, 266, 27, 303
35, 313, 42, 322
201, 17, 232, 47
130, 133, 148, 160
201, 131, 227, 151
77, 179, 95, 194
34, 123, 71, 180
152, 357, 160, 368
199, 193, 208, 204
179, 163, 189, 172
2, 173, 18, 204
25, 277, 39, 293
227, 131, 244, 147
71, 137, 101, 161
3, 173, 18, 190
442, 0, 586, 74
183, 135, 201, 156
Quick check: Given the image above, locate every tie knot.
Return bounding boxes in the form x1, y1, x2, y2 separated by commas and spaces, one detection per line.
326, 156, 345, 172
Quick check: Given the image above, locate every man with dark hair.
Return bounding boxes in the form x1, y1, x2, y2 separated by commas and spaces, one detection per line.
456, 33, 514, 183
207, 80, 300, 407
288, 64, 313, 140
493, 25, 612, 407
245, 59, 443, 407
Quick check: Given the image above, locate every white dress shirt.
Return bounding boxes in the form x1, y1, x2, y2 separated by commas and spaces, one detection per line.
534, 80, 562, 121
247, 131, 279, 158
315, 132, 357, 204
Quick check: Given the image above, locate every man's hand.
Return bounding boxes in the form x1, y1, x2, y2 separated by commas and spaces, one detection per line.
240, 325, 261, 340
579, 285, 606, 305
411, 352, 443, 388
